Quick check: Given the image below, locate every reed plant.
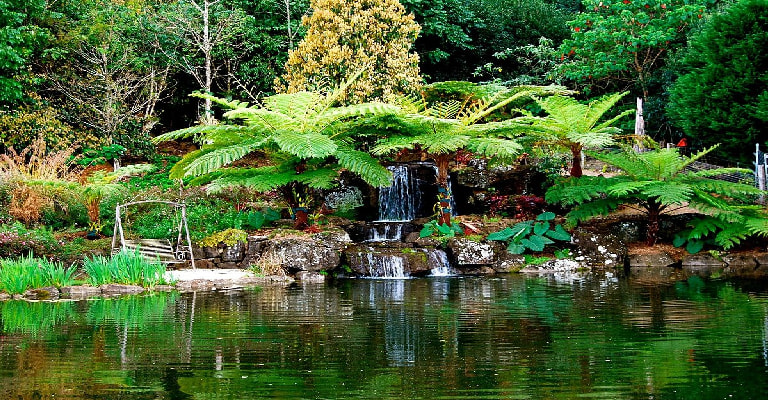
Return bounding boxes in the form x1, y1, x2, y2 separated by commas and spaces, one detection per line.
40, 258, 77, 288
0, 255, 50, 294
82, 248, 171, 287
82, 254, 114, 286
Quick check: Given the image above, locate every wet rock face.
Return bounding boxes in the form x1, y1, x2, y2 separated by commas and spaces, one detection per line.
447, 238, 495, 266
343, 244, 434, 277
570, 229, 627, 268
265, 230, 351, 273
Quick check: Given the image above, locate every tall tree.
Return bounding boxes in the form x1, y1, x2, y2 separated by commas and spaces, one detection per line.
557, 0, 715, 139
46, 1, 169, 158
278, 0, 422, 104
667, 0, 768, 163
153, 0, 246, 123
0, 0, 48, 106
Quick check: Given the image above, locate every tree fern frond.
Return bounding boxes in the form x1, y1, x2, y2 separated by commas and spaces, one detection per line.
545, 176, 612, 206
190, 92, 250, 110
295, 167, 339, 189
582, 91, 630, 130
183, 138, 270, 177
419, 132, 470, 154
641, 181, 693, 205
273, 131, 337, 158
209, 166, 291, 192
314, 102, 400, 134
565, 198, 623, 226
262, 92, 320, 120
371, 135, 419, 155
606, 181, 653, 197
466, 138, 523, 163
686, 217, 728, 240
428, 100, 464, 119
223, 108, 298, 132
335, 146, 392, 187
153, 124, 251, 143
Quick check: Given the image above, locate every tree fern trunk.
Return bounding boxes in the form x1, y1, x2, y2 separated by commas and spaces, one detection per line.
435, 154, 452, 226
646, 199, 661, 246
570, 145, 583, 178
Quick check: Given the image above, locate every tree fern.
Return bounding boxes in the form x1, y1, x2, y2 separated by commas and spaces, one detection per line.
548, 145, 768, 246
521, 91, 632, 177
154, 80, 399, 229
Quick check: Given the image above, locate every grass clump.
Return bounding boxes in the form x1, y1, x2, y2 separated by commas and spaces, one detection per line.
0, 254, 77, 295
82, 248, 171, 288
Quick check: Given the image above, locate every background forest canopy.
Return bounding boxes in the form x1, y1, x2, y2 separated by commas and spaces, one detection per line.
0, 0, 765, 165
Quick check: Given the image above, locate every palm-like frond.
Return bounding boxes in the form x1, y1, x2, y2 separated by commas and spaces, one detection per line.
335, 146, 392, 187
183, 137, 270, 177
549, 145, 768, 245
273, 131, 337, 158
466, 138, 523, 164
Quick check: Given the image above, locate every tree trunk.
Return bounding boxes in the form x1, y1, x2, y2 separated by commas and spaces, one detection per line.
634, 96, 645, 138
202, 0, 213, 123
645, 199, 661, 246
570, 145, 583, 178
435, 154, 453, 226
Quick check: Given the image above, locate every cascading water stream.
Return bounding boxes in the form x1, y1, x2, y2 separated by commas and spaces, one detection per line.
426, 249, 457, 276
378, 165, 419, 222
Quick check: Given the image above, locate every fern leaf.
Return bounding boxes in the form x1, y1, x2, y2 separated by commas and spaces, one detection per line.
273, 131, 337, 158
466, 138, 522, 163
184, 137, 269, 177
564, 198, 622, 226
641, 181, 693, 205
335, 146, 392, 187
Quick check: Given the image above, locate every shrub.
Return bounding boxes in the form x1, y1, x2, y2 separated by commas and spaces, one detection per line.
0, 223, 62, 259
197, 229, 248, 247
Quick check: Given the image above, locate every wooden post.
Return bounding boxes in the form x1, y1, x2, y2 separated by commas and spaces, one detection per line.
757, 144, 765, 204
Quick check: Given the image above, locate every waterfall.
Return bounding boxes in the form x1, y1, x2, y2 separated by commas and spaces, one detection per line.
358, 252, 407, 278
367, 222, 404, 242
426, 249, 457, 276
378, 165, 419, 221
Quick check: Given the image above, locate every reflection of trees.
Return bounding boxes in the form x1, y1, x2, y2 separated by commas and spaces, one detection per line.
0, 276, 767, 398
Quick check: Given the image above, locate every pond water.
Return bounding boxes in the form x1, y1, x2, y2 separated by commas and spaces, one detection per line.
1, 273, 767, 399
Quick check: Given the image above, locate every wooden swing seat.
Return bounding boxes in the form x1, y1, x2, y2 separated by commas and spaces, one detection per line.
118, 239, 185, 264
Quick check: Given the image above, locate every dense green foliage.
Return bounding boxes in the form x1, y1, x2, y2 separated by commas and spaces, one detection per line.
667, 0, 768, 163
546, 146, 768, 246
0, 0, 48, 106
280, 0, 422, 103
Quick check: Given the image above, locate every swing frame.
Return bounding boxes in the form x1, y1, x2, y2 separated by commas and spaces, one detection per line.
111, 200, 196, 269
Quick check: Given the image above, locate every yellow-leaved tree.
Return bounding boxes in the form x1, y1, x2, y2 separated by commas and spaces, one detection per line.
277, 0, 422, 103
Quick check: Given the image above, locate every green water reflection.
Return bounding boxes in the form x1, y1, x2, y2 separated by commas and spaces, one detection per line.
1, 274, 766, 399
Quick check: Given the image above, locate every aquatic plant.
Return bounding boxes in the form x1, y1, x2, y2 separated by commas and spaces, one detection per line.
82, 248, 170, 287
0, 254, 50, 294
487, 211, 571, 254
